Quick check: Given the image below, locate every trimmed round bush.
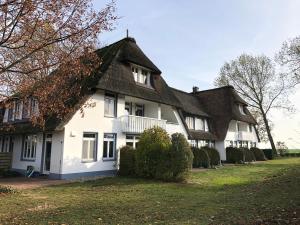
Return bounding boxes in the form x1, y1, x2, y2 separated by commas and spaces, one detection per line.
202, 147, 220, 167
226, 147, 244, 163
170, 133, 193, 181
191, 147, 210, 168
251, 147, 267, 161
118, 145, 136, 176
241, 147, 256, 162
135, 127, 172, 179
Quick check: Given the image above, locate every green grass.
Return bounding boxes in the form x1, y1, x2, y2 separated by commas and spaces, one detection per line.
0, 158, 299, 225
287, 149, 300, 153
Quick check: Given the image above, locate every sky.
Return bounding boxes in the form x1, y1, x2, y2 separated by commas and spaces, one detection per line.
94, 0, 300, 149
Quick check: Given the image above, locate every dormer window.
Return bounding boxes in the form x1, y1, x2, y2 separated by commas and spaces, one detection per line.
131, 65, 151, 87
238, 104, 247, 115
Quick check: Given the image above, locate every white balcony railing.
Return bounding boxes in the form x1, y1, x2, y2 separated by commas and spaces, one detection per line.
119, 115, 167, 133
238, 131, 254, 140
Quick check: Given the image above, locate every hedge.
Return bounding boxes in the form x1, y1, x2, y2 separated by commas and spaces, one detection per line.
135, 127, 172, 179
240, 147, 256, 162
118, 145, 136, 176
192, 147, 210, 168
251, 147, 267, 161
169, 133, 193, 181
134, 127, 193, 182
202, 147, 220, 167
262, 149, 276, 160
226, 147, 245, 163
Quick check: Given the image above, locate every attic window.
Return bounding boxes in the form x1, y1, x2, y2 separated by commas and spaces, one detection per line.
238, 104, 247, 115
131, 65, 151, 87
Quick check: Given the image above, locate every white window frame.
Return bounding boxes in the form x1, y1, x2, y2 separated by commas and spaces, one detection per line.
22, 135, 37, 161
126, 135, 140, 149
103, 133, 116, 160
195, 118, 204, 130
104, 93, 117, 117
185, 117, 194, 130
82, 132, 98, 162
131, 65, 151, 87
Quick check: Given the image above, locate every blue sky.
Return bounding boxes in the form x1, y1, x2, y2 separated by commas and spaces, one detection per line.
95, 0, 300, 92
94, 0, 300, 148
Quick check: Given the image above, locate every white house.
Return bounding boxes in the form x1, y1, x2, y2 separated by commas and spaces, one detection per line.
0, 37, 258, 179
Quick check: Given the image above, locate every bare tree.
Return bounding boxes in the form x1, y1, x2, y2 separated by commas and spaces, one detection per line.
0, 0, 117, 125
277, 36, 300, 83
215, 54, 293, 151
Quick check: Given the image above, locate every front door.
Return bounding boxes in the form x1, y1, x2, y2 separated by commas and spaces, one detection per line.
43, 134, 52, 174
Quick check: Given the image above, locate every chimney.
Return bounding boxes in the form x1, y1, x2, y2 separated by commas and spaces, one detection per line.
192, 86, 199, 93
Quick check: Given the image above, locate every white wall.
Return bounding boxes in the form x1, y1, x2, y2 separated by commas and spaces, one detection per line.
11, 133, 43, 172
62, 90, 126, 175
215, 141, 226, 161
225, 120, 258, 143
166, 109, 189, 138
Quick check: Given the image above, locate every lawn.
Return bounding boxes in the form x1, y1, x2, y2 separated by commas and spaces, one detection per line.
0, 158, 299, 225
287, 149, 300, 153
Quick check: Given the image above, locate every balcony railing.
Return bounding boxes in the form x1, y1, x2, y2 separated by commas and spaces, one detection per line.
237, 131, 254, 140
119, 115, 167, 133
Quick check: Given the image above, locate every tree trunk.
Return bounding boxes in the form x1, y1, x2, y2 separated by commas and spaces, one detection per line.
260, 107, 276, 152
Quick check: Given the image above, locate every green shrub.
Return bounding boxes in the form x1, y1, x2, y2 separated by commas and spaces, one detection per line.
191, 147, 210, 168
226, 147, 244, 163
135, 127, 172, 179
118, 145, 136, 176
170, 133, 193, 181
251, 147, 267, 161
202, 147, 220, 167
262, 149, 275, 160
241, 147, 256, 162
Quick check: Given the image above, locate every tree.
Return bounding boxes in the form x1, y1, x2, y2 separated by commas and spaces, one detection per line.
277, 36, 300, 83
0, 0, 116, 125
215, 54, 293, 151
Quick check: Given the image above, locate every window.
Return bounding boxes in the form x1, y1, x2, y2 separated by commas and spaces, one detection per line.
185, 117, 194, 129
237, 123, 240, 132
190, 140, 197, 147
195, 118, 204, 130
15, 101, 22, 120
82, 133, 97, 162
204, 119, 209, 132
9, 136, 14, 152
249, 124, 253, 132
125, 102, 132, 115
126, 135, 140, 149
135, 104, 144, 117
30, 98, 39, 116
131, 65, 151, 87
8, 107, 13, 121
104, 93, 117, 117
103, 133, 116, 160
0, 136, 13, 153
22, 135, 37, 161
209, 141, 215, 148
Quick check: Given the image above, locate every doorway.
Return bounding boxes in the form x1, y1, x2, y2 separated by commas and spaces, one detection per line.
43, 134, 52, 174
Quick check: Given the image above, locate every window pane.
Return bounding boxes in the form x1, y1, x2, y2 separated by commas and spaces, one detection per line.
89, 140, 95, 159
82, 140, 88, 159
109, 141, 114, 158
84, 133, 96, 138
103, 141, 108, 158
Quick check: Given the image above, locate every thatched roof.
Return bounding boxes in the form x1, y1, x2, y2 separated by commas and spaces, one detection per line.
193, 86, 257, 141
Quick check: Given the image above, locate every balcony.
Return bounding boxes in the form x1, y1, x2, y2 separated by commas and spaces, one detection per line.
119, 115, 167, 133
238, 131, 254, 140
